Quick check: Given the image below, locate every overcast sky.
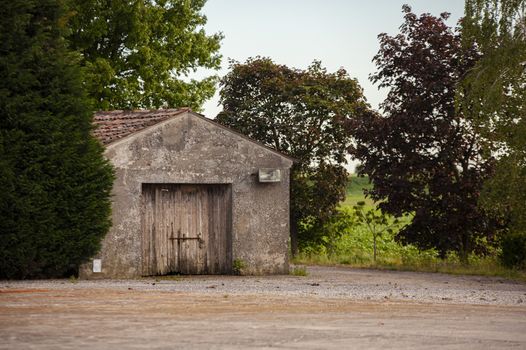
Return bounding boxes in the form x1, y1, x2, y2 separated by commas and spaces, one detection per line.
193, 0, 465, 119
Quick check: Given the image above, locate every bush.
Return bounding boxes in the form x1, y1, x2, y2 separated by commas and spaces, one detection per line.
500, 231, 526, 269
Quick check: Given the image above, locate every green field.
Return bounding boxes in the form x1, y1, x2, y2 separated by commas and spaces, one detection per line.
340, 175, 374, 209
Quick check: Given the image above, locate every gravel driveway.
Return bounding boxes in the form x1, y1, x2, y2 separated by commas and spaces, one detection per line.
1, 266, 525, 349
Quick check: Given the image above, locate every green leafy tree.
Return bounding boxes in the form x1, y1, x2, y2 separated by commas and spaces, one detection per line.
352, 202, 404, 262
216, 57, 369, 255
350, 6, 501, 261
460, 0, 526, 232
68, 0, 223, 110
0, 0, 114, 278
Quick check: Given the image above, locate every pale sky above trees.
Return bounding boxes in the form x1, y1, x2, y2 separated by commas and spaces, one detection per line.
192, 0, 464, 118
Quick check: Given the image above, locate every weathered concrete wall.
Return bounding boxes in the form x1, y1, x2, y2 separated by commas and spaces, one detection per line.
80, 112, 292, 278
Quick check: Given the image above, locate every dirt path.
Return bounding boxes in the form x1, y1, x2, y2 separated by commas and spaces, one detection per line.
1, 266, 525, 349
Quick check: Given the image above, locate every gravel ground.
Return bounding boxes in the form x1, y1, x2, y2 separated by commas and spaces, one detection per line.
2, 265, 525, 305
1, 265, 526, 349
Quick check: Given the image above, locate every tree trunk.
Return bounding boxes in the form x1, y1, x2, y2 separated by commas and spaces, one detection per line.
459, 233, 470, 265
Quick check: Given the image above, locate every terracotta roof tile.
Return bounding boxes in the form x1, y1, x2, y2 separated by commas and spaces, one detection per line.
92, 108, 295, 162
93, 108, 189, 145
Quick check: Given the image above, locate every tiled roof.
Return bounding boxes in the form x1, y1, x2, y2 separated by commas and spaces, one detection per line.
93, 108, 189, 145
92, 108, 295, 162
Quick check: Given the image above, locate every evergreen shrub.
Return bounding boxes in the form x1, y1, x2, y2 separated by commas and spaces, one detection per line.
0, 0, 114, 278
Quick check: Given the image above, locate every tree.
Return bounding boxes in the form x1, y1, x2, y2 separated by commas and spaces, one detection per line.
460, 0, 526, 233
349, 6, 500, 261
0, 0, 114, 278
353, 202, 404, 262
216, 57, 369, 254
68, 0, 223, 110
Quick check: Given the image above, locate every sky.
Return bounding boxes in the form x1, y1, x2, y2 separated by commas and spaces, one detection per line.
193, 0, 465, 118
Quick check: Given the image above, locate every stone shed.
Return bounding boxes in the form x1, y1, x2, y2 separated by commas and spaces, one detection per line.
80, 109, 293, 279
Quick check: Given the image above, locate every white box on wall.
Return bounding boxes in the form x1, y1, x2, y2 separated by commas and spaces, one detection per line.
93, 259, 102, 273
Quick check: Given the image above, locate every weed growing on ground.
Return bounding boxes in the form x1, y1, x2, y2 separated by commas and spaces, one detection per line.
233, 259, 247, 275
290, 266, 308, 276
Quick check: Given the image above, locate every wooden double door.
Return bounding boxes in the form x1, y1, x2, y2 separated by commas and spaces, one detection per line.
141, 184, 232, 275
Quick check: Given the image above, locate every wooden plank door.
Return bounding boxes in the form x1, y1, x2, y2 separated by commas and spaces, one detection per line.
142, 184, 232, 275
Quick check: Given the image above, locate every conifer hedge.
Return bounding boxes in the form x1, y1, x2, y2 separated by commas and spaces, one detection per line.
0, 0, 114, 278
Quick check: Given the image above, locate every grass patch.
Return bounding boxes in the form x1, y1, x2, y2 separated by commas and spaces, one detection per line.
293, 253, 526, 281
290, 265, 308, 276
340, 175, 375, 209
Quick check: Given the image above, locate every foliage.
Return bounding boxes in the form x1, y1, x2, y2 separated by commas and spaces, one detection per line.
295, 177, 524, 279
460, 0, 526, 232
294, 246, 526, 281
68, 0, 223, 110
290, 266, 308, 276
216, 57, 370, 253
296, 224, 438, 268
313, 207, 356, 256
0, 0, 114, 278
232, 259, 246, 275
499, 231, 526, 269
295, 210, 524, 280
352, 202, 405, 262
349, 5, 501, 261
